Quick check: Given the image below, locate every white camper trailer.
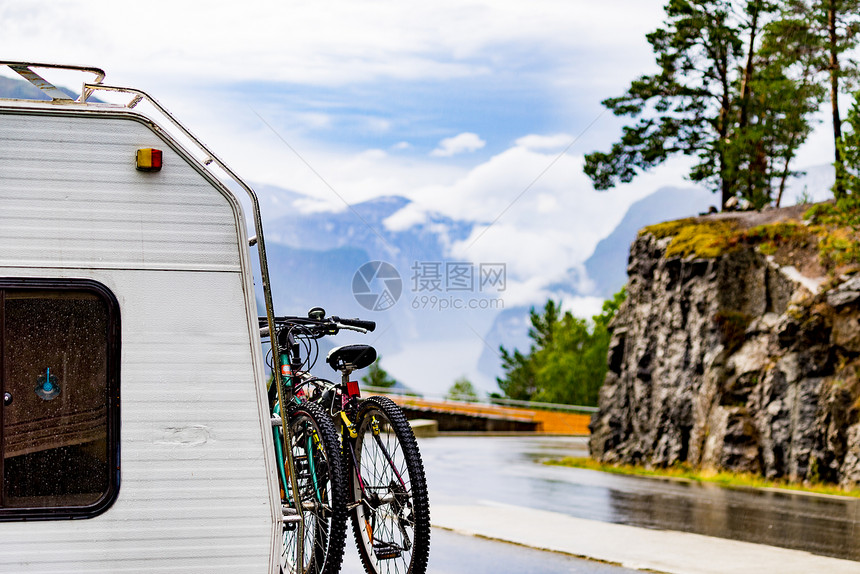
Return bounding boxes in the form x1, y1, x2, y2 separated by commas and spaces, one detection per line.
0, 62, 283, 572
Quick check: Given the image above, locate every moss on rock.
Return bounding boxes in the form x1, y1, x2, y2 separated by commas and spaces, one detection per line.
641, 219, 739, 259
642, 216, 824, 267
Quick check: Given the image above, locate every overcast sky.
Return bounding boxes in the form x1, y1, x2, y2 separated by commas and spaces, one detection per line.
1, 0, 842, 392
1, 1, 839, 290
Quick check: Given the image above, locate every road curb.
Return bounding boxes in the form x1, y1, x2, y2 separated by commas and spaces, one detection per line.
431, 501, 860, 574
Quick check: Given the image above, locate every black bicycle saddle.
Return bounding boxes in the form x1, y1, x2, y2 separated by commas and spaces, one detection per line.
326, 344, 377, 372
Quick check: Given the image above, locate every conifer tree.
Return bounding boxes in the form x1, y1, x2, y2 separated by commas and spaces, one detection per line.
780, 0, 860, 197
584, 0, 746, 207
446, 377, 480, 402
497, 290, 625, 406
731, 9, 824, 207
361, 356, 397, 389
758, 12, 826, 206
584, 0, 821, 208
837, 92, 860, 197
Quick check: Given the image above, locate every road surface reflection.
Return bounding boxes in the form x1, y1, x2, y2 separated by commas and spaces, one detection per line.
420, 435, 860, 561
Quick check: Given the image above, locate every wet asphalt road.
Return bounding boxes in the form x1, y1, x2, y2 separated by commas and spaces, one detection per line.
340, 527, 638, 574
417, 435, 860, 562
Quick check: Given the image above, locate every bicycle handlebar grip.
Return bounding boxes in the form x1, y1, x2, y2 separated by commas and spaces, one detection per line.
259, 326, 270, 338
332, 316, 376, 332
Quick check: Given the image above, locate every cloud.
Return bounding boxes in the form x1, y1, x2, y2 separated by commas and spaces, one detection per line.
380, 135, 696, 308
514, 133, 573, 151
384, 206, 428, 231
430, 132, 486, 157
295, 112, 333, 130
238, 127, 678, 312
0, 1, 666, 88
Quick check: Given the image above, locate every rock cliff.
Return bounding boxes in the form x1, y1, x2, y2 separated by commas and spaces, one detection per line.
588, 204, 860, 486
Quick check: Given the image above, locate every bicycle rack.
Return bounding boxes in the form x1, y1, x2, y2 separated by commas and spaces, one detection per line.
1, 61, 304, 566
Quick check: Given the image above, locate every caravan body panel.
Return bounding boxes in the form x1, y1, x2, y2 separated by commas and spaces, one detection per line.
0, 105, 279, 572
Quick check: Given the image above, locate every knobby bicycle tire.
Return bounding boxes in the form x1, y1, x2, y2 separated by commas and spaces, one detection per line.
350, 396, 430, 574
280, 401, 349, 574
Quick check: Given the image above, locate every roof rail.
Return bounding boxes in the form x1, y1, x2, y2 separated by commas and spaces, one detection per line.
0, 61, 105, 102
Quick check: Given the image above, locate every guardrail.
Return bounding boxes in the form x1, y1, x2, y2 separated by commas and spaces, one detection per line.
359, 384, 599, 414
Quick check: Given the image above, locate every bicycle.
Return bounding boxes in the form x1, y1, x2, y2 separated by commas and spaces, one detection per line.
261, 319, 349, 574
262, 308, 431, 574
274, 401, 348, 574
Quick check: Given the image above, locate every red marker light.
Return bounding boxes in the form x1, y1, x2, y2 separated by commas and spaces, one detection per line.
136, 148, 163, 172
347, 380, 361, 398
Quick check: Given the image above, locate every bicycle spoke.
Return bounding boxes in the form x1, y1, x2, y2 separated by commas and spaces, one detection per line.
350, 397, 429, 574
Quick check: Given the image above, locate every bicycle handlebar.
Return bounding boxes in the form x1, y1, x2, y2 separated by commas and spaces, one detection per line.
331, 316, 376, 332
258, 313, 376, 337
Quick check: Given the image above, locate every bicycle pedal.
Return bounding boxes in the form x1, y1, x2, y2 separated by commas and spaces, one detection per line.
373, 544, 401, 560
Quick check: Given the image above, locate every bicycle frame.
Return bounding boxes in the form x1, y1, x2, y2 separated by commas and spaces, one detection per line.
270, 332, 322, 508
295, 372, 409, 514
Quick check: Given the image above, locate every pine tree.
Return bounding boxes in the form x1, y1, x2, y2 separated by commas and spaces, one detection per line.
781, 0, 860, 198
361, 356, 398, 389
446, 377, 480, 402
584, 0, 746, 207
497, 290, 626, 406
729, 8, 825, 207
584, 0, 822, 208
497, 346, 536, 401
757, 13, 826, 206
837, 92, 860, 197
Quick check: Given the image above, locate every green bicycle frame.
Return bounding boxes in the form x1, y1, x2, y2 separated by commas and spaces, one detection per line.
272, 361, 323, 504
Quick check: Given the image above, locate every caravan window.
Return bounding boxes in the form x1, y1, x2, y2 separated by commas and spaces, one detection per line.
0, 280, 120, 520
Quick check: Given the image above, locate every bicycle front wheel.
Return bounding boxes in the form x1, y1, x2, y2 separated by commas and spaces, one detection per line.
350, 396, 430, 574
281, 401, 348, 574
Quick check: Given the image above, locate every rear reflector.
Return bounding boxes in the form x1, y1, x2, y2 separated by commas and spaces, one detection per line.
136, 148, 163, 172
347, 380, 361, 397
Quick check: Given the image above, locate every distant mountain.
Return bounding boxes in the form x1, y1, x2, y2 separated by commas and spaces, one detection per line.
264, 194, 473, 264
584, 186, 716, 298
258, 193, 486, 335
253, 244, 372, 313
476, 305, 533, 378
476, 186, 715, 382
0, 76, 59, 100
0, 74, 100, 102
